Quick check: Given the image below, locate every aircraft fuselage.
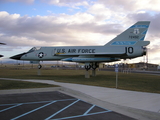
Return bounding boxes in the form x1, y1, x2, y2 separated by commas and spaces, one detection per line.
12, 45, 146, 62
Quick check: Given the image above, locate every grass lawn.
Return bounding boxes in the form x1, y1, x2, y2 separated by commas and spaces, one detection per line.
0, 68, 160, 93
0, 79, 59, 90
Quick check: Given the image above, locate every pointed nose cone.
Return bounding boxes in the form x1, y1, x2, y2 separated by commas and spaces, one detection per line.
0, 55, 4, 57
10, 53, 26, 60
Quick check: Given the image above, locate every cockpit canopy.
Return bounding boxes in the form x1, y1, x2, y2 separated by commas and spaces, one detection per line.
28, 47, 41, 53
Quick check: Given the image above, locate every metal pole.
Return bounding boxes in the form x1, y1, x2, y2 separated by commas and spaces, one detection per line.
116, 72, 118, 89
115, 64, 118, 89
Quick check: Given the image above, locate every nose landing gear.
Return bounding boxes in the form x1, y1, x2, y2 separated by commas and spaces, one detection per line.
37, 63, 42, 75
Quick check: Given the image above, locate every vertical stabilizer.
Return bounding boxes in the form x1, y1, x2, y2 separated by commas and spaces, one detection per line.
105, 21, 150, 46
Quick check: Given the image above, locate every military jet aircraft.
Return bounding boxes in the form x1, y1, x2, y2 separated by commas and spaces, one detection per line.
10, 21, 150, 74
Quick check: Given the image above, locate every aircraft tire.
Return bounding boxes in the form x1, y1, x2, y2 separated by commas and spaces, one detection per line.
38, 65, 42, 69
85, 65, 91, 71
92, 63, 98, 70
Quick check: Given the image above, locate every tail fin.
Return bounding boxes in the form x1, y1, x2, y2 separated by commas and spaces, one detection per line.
105, 21, 150, 46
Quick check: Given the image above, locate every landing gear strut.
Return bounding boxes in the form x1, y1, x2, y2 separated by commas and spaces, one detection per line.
37, 64, 42, 75
91, 63, 99, 77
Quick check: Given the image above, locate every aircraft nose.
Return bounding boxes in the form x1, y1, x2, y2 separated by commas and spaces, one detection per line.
0, 55, 4, 57
10, 53, 26, 60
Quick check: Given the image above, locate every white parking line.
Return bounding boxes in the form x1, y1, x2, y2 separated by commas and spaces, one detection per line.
45, 99, 80, 120
52, 111, 112, 120
0, 98, 77, 106
83, 105, 95, 115
11, 101, 57, 120
5, 99, 77, 120
0, 103, 22, 112
0, 98, 112, 120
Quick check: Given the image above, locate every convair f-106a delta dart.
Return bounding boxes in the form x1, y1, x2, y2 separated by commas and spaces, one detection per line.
11, 21, 150, 76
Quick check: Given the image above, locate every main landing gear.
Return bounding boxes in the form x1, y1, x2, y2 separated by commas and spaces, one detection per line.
84, 63, 99, 78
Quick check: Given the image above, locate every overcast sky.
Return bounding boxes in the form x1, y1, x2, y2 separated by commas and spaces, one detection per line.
0, 0, 160, 64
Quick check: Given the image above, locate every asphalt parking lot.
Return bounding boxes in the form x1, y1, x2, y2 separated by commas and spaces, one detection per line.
0, 91, 136, 120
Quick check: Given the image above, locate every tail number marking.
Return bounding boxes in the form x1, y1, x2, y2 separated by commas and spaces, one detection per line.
129, 36, 139, 39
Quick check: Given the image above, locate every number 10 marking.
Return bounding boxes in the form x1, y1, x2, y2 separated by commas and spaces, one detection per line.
125, 47, 133, 54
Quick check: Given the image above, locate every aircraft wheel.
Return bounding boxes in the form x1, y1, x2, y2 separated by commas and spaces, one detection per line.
85, 65, 91, 71
38, 64, 42, 69
92, 63, 99, 70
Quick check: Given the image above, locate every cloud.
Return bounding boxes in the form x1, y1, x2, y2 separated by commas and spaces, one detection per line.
0, 11, 123, 49
98, 0, 160, 12
87, 3, 112, 22
0, 10, 157, 48
42, 0, 90, 8
0, 0, 160, 64
0, 0, 34, 4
